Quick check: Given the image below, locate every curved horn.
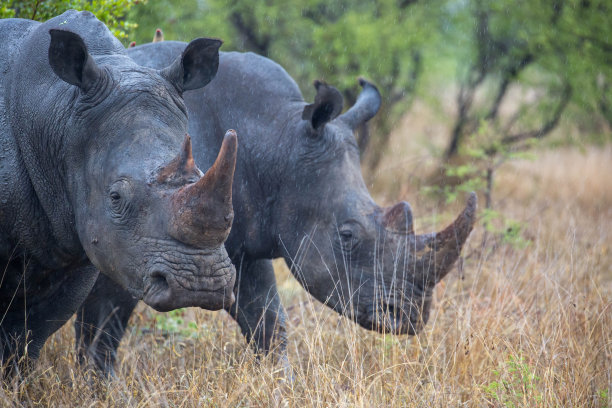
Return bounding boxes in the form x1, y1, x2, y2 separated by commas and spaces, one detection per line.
157, 134, 202, 185
338, 78, 382, 130
410, 192, 477, 288
168, 130, 238, 247
381, 201, 414, 234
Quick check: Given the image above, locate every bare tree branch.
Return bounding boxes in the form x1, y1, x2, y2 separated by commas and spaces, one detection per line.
500, 82, 572, 146
230, 12, 271, 56
444, 69, 486, 159
485, 54, 534, 121
30, 0, 43, 20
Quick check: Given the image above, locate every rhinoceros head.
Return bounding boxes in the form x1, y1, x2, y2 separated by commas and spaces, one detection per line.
47, 30, 236, 312
278, 79, 476, 334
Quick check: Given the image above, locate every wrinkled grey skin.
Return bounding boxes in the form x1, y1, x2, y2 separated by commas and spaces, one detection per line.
76, 41, 477, 375
0, 13, 237, 372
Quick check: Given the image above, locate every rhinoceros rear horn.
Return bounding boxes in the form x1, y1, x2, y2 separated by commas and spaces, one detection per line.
381, 201, 414, 234
168, 130, 237, 247
160, 37, 222, 92
158, 134, 202, 185
153, 28, 164, 43
338, 78, 382, 130
48, 29, 102, 93
412, 192, 477, 288
302, 80, 344, 130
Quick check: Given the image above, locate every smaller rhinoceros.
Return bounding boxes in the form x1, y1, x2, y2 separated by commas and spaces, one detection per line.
74, 40, 477, 376
0, 11, 238, 371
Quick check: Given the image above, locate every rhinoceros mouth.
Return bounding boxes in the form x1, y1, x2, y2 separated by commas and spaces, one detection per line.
370, 302, 427, 335
143, 265, 236, 312
140, 244, 236, 312
355, 287, 432, 335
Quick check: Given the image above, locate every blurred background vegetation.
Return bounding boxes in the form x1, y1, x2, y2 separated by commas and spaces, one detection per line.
2, 5, 610, 405
3, 0, 611, 204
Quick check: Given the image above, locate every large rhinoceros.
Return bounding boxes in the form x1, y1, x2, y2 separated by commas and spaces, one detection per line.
75, 41, 477, 374
0, 13, 238, 371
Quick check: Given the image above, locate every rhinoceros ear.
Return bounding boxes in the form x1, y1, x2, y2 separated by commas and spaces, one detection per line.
160, 38, 222, 92
338, 78, 381, 130
48, 29, 102, 93
302, 80, 344, 131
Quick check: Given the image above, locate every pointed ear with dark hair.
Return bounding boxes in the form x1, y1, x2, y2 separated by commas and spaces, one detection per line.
338, 78, 381, 130
160, 38, 222, 92
48, 29, 102, 93
302, 80, 344, 131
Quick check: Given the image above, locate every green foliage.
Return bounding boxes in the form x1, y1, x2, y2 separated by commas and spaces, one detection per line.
0, 5, 15, 18
2, 0, 140, 42
426, 120, 534, 248
153, 309, 199, 338
483, 355, 543, 407
599, 388, 610, 408
442, 0, 612, 160
129, 0, 430, 100
481, 208, 532, 249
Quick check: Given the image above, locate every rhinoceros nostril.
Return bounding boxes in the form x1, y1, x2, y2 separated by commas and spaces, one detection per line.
150, 271, 170, 292
382, 303, 405, 333
384, 303, 397, 320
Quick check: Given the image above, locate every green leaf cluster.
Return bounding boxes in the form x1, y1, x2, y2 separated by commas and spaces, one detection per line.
2, 0, 140, 41
442, 0, 612, 155
154, 309, 199, 338
483, 355, 543, 407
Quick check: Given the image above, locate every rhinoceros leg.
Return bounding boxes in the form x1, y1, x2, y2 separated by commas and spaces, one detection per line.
74, 273, 138, 377
1, 262, 99, 376
226, 258, 288, 360
74, 257, 288, 376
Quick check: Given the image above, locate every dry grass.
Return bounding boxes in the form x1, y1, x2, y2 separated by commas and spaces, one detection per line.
1, 137, 611, 406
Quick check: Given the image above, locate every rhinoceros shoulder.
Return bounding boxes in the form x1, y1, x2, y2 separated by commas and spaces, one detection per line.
217, 51, 303, 102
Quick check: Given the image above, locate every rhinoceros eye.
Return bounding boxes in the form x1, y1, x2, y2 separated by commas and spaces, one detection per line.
340, 230, 353, 241
109, 190, 124, 213
337, 222, 361, 253
108, 179, 134, 221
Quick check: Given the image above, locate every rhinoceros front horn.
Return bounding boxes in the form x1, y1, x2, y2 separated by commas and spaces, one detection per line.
168, 130, 237, 247
410, 192, 477, 288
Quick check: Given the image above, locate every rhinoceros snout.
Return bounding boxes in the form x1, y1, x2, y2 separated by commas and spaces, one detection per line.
360, 290, 433, 335
143, 259, 236, 312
